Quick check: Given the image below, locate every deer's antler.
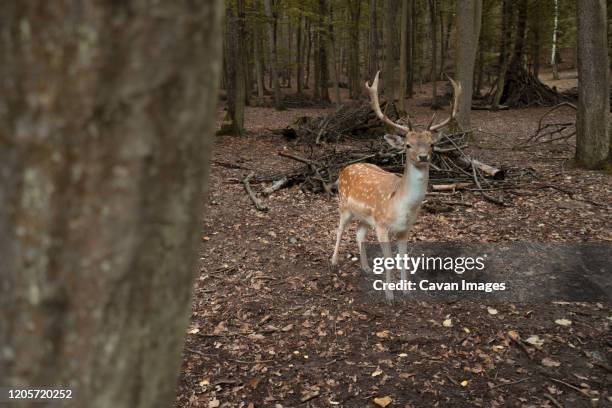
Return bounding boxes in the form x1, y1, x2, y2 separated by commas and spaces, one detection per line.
365, 71, 412, 133
428, 76, 462, 131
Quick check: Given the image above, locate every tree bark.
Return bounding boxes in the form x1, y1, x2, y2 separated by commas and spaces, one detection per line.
305, 19, 312, 89
0, 1, 224, 407
264, 0, 283, 109
455, 0, 482, 129
254, 1, 266, 101
551, 0, 560, 80
348, 0, 362, 99
329, 2, 341, 105
399, 0, 409, 112
531, 0, 542, 77
428, 0, 439, 107
296, 12, 304, 94
368, 0, 379, 80
576, 0, 610, 168
382, 0, 399, 98
407, 0, 415, 97
493, 0, 513, 107
225, 0, 247, 134
317, 0, 330, 102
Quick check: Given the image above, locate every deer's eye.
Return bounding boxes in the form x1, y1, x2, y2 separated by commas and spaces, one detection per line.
406, 143, 412, 149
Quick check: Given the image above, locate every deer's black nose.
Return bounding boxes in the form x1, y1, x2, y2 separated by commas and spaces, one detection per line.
418, 154, 429, 162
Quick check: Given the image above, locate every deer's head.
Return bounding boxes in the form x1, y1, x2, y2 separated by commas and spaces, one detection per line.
365, 71, 461, 168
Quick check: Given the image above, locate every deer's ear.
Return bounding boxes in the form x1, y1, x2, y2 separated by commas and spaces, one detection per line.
384, 134, 405, 149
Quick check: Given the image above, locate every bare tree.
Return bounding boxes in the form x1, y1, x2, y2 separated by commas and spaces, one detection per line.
0, 1, 224, 407
576, 0, 610, 168
455, 0, 482, 129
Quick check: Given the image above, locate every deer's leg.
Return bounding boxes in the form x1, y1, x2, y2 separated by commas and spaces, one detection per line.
331, 210, 352, 266
375, 226, 394, 303
356, 223, 372, 272
396, 235, 409, 296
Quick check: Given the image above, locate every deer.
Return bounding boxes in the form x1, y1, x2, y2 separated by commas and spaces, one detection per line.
330, 71, 461, 302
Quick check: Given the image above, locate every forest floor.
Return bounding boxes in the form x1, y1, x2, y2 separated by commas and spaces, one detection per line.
175, 84, 611, 407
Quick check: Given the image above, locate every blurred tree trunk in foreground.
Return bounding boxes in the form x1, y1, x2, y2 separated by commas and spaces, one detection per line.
0, 1, 224, 407
576, 0, 610, 168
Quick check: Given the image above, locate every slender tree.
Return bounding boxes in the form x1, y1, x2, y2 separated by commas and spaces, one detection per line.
382, 0, 399, 97
493, 0, 513, 107
224, 0, 247, 134
551, 0, 560, 80
406, 0, 416, 98
368, 0, 379, 80
264, 0, 283, 109
0, 1, 224, 406
399, 0, 410, 112
296, 11, 304, 94
576, 0, 610, 168
455, 0, 482, 129
348, 0, 362, 99
428, 0, 439, 107
317, 0, 331, 102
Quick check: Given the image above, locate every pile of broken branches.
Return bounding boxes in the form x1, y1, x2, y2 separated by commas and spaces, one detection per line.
241, 130, 522, 211
287, 101, 402, 144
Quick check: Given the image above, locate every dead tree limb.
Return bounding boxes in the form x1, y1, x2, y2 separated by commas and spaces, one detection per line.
242, 172, 268, 211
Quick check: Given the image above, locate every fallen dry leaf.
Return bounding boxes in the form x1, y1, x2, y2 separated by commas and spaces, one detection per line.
376, 330, 391, 338
555, 318, 572, 327
541, 357, 561, 367
373, 396, 393, 407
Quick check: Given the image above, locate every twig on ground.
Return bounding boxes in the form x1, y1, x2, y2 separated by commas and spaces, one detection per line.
543, 393, 565, 408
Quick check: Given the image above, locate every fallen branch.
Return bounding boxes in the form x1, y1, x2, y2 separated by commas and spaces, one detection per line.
432, 182, 472, 192
261, 177, 288, 196
242, 172, 268, 211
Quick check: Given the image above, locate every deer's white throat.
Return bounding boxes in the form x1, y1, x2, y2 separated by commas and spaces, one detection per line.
395, 161, 429, 213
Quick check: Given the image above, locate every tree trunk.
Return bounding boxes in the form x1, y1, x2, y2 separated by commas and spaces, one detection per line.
329, 2, 341, 106
531, 0, 542, 77
254, 1, 266, 101
296, 12, 304, 94
264, 0, 283, 109
0, 1, 224, 407
368, 0, 379, 80
510, 0, 527, 70
348, 0, 362, 99
493, 0, 513, 107
399, 0, 409, 112
576, 0, 610, 168
407, 0, 415, 97
428, 0, 438, 107
455, 0, 483, 129
317, 0, 330, 102
225, 0, 247, 135
305, 19, 312, 89
382, 0, 399, 98
551, 0, 560, 80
